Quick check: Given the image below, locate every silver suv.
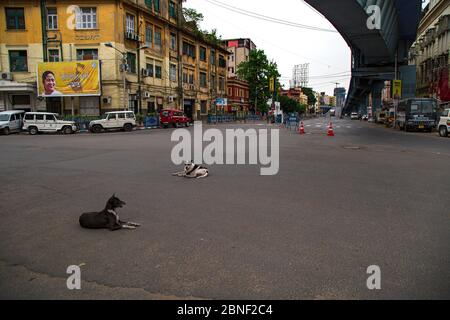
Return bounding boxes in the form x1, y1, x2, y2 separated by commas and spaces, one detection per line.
89, 111, 136, 133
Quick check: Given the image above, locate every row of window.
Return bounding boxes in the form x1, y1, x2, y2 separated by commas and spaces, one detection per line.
187, 71, 225, 90
5, 1, 176, 31
228, 87, 249, 98
6, 7, 226, 65
184, 43, 226, 67
118, 15, 177, 53
6, 7, 96, 30
9, 52, 223, 91
8, 48, 99, 72
144, 0, 178, 19
8, 47, 228, 87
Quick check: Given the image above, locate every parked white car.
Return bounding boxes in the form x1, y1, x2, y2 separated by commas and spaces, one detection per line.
351, 112, 359, 120
438, 108, 450, 137
0, 110, 25, 135
89, 111, 136, 133
22, 112, 77, 135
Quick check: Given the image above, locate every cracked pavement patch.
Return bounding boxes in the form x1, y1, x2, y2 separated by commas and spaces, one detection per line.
0, 260, 203, 300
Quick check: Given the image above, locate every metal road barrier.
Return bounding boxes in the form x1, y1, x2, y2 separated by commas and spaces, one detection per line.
286, 116, 299, 131
144, 116, 160, 128
69, 119, 93, 132
207, 115, 237, 124
246, 114, 262, 121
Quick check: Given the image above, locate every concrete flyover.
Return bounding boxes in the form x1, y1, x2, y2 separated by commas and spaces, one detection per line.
305, 0, 422, 113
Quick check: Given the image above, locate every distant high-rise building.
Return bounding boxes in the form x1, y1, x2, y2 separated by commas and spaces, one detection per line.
334, 87, 346, 107
291, 63, 309, 88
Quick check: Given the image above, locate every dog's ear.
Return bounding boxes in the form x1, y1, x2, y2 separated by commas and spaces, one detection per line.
112, 193, 116, 198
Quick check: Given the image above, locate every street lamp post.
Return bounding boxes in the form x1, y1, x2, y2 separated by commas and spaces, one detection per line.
104, 42, 148, 112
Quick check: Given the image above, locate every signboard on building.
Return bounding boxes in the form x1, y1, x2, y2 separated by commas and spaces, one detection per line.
393, 80, 402, 99
37, 60, 101, 97
215, 98, 227, 106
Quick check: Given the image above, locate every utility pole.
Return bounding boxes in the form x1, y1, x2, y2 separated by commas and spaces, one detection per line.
105, 43, 147, 112
40, 0, 48, 62
137, 8, 142, 115
177, 1, 183, 115
123, 55, 128, 111
394, 49, 398, 129
254, 73, 258, 117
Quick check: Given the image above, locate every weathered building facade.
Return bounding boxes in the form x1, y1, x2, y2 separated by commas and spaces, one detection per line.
0, 0, 229, 119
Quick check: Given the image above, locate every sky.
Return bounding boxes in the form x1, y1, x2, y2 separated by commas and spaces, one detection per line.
184, 0, 352, 96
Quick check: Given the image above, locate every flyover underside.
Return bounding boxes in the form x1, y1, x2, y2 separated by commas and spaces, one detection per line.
305, 0, 398, 65
305, 0, 421, 113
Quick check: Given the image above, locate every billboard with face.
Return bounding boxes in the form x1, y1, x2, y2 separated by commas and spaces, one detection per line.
37, 60, 100, 97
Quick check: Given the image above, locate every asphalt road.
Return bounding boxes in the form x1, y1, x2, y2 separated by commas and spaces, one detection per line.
0, 118, 449, 299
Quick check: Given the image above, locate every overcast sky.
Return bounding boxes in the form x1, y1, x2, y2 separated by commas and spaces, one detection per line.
184, 0, 352, 96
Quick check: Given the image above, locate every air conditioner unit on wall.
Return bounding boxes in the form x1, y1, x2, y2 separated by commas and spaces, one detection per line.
102, 96, 112, 104
141, 68, 149, 77
1, 72, 12, 81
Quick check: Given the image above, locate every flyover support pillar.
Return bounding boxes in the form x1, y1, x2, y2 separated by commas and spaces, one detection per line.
371, 81, 384, 113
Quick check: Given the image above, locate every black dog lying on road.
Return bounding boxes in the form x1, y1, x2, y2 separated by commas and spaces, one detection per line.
79, 194, 141, 231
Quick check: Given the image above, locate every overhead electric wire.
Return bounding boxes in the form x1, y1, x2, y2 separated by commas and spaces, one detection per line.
204, 0, 338, 33
195, 5, 349, 71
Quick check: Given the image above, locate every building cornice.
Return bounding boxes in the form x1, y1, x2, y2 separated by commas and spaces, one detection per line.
418, 0, 450, 35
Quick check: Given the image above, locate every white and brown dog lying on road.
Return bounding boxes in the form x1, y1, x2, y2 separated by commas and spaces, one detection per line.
172, 161, 209, 179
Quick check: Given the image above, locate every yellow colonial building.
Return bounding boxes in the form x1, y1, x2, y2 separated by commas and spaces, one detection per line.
0, 0, 228, 119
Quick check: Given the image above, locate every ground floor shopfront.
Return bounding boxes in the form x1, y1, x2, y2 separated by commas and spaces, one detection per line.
0, 80, 45, 113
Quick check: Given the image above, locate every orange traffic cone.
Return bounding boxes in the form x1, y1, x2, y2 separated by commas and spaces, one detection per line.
327, 122, 335, 137
299, 122, 305, 134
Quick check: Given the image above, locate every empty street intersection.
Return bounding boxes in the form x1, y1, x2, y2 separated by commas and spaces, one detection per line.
0, 119, 449, 299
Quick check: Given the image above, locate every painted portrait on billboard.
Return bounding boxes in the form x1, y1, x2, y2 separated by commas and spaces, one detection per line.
37, 60, 100, 97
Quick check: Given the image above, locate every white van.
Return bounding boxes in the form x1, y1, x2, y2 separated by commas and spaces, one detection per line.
22, 112, 77, 135
0, 110, 25, 135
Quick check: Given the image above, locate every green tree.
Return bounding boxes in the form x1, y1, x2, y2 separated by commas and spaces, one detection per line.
279, 95, 305, 114
237, 49, 280, 114
182, 8, 204, 25
182, 8, 222, 47
300, 87, 317, 106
